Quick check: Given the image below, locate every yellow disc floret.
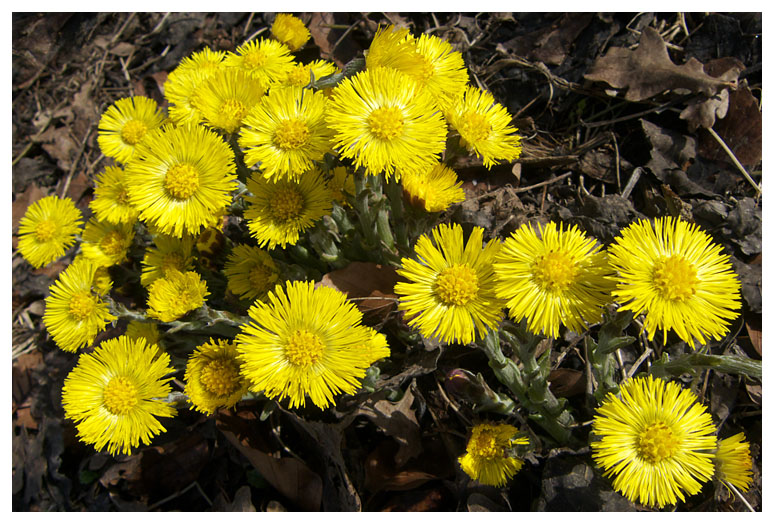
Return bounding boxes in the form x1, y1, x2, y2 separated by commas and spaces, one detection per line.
200, 359, 242, 397
652, 255, 699, 302
34, 219, 58, 242
103, 376, 139, 415
458, 111, 491, 143
68, 292, 98, 321
165, 163, 200, 200
121, 120, 149, 145
274, 119, 310, 150
532, 250, 579, 293
270, 186, 304, 222
638, 421, 680, 463
368, 106, 405, 140
285, 329, 325, 367
436, 264, 480, 306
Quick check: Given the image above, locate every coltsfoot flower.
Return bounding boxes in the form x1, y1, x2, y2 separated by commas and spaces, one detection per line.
147, 269, 209, 322
194, 68, 267, 133
224, 38, 295, 86
184, 338, 250, 415
17, 195, 83, 269
80, 218, 135, 268
458, 422, 529, 487
164, 48, 226, 126
140, 234, 196, 287
401, 162, 465, 213
97, 96, 165, 164
223, 244, 280, 302
270, 13, 310, 52
125, 319, 162, 348
714, 432, 753, 492
90, 166, 139, 225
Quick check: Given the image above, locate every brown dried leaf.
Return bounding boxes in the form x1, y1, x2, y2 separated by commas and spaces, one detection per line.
501, 13, 593, 66
12, 183, 48, 233
38, 125, 77, 172
698, 83, 762, 166
364, 441, 437, 494
318, 261, 399, 324
548, 368, 585, 398
745, 321, 762, 357
585, 27, 736, 102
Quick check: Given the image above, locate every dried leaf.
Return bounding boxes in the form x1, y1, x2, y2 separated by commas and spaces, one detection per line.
12, 183, 48, 233
548, 368, 585, 398
318, 261, 399, 324
745, 321, 762, 357
38, 125, 77, 172
501, 13, 593, 66
679, 57, 745, 130
698, 83, 762, 166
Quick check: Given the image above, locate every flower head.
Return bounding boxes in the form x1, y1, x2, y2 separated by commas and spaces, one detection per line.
62, 335, 176, 455
17, 195, 82, 269
90, 166, 140, 225
493, 221, 614, 338
327, 67, 447, 177
80, 218, 135, 268
184, 338, 250, 415
447, 86, 522, 169
164, 48, 226, 126
244, 169, 333, 249
281, 60, 338, 88
365, 25, 425, 77
147, 269, 209, 322
591, 375, 717, 508
271, 14, 310, 52
225, 38, 295, 86
125, 124, 237, 237
394, 223, 505, 345
413, 33, 468, 111
43, 258, 117, 352
236, 280, 390, 409
125, 319, 162, 348
223, 244, 280, 302
401, 163, 465, 213
458, 422, 529, 487
194, 68, 267, 133
607, 217, 742, 347
714, 433, 753, 492
97, 96, 165, 164
140, 233, 196, 287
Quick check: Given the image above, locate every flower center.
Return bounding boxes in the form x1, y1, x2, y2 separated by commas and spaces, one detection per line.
285, 329, 325, 367
161, 253, 184, 274
419, 57, 436, 82
270, 187, 304, 222
34, 219, 58, 242
217, 98, 248, 130
637, 421, 680, 463
116, 188, 130, 206
459, 111, 491, 143
435, 264, 480, 306
121, 120, 148, 145
249, 263, 275, 292
165, 163, 200, 200
368, 106, 404, 140
274, 119, 310, 150
652, 255, 699, 301
469, 430, 500, 459
103, 376, 139, 415
68, 292, 97, 320
99, 231, 127, 258
200, 359, 241, 397
245, 50, 267, 69
532, 251, 578, 293
286, 65, 311, 86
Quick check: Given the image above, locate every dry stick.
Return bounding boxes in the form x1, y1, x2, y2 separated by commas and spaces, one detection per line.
242, 12, 255, 36
706, 127, 761, 194
621, 167, 644, 199
110, 12, 136, 45
513, 171, 573, 194
728, 483, 756, 512
611, 131, 622, 193
331, 20, 359, 55
149, 12, 170, 35
626, 345, 653, 378
244, 26, 267, 43
59, 129, 92, 200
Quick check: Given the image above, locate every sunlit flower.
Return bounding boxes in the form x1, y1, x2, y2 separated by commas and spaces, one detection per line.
714, 433, 753, 492
271, 13, 310, 52
43, 258, 117, 352
147, 269, 209, 323
164, 48, 226, 126
327, 67, 447, 177
243, 169, 333, 249
327, 166, 355, 207
236, 280, 390, 409
458, 422, 529, 487
125, 124, 237, 237
184, 338, 250, 415
413, 33, 468, 111
239, 86, 332, 180
591, 375, 717, 508
97, 96, 165, 164
90, 165, 139, 225
365, 25, 425, 77
17, 195, 82, 269
81, 218, 135, 268
62, 335, 176, 455
140, 233, 196, 287
225, 38, 295, 86
394, 223, 505, 344
125, 319, 162, 348
493, 221, 614, 338
447, 85, 522, 169
223, 244, 280, 302
194, 68, 267, 133
282, 60, 339, 88
401, 163, 465, 213
607, 217, 742, 348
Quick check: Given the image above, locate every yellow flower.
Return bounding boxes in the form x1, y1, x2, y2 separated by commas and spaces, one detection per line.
239, 86, 332, 180
140, 233, 196, 287
125, 319, 162, 348
394, 223, 505, 345
125, 124, 237, 237
43, 258, 117, 352
413, 33, 469, 111
225, 38, 295, 86
164, 48, 226, 126
327, 166, 355, 207
184, 338, 250, 415
327, 67, 447, 178
223, 244, 280, 302
17, 195, 82, 269
591, 375, 717, 508
244, 169, 333, 249
97, 96, 165, 164
714, 433, 753, 492
447, 86, 522, 169
401, 163, 465, 213
90, 165, 139, 225
62, 335, 176, 455
193, 68, 267, 134
458, 422, 529, 487
365, 25, 425, 77
236, 280, 390, 409
281, 60, 339, 88
271, 13, 310, 52
493, 221, 614, 338
607, 217, 742, 348
81, 218, 135, 268
147, 269, 209, 323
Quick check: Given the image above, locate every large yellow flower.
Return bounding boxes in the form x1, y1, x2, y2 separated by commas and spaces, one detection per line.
146, 269, 209, 323
607, 217, 742, 347
125, 124, 237, 237
224, 38, 295, 86
413, 33, 469, 111
401, 162, 466, 213
270, 13, 310, 52
458, 422, 529, 487
223, 244, 280, 302
193, 67, 267, 134
591, 375, 717, 508
62, 335, 176, 455
97, 96, 165, 164
184, 338, 250, 415
164, 48, 226, 126
236, 280, 390, 409
80, 218, 135, 268
17, 195, 82, 269
394, 223, 505, 345
90, 165, 139, 225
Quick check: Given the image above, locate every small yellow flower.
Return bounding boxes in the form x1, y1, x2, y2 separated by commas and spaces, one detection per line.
401, 163, 465, 213
140, 234, 196, 287
17, 195, 83, 269
125, 319, 162, 348
458, 422, 529, 487
281, 60, 339, 88
714, 433, 753, 492
223, 244, 280, 302
164, 48, 226, 126
90, 166, 139, 225
97, 96, 165, 164
147, 269, 209, 323
271, 14, 310, 52
184, 338, 250, 415
193, 68, 267, 134
62, 335, 176, 455
365, 25, 425, 77
225, 38, 295, 86
80, 218, 135, 268
413, 33, 469, 111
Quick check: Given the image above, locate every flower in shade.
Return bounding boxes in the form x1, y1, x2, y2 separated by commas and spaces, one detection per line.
97, 96, 165, 164
62, 335, 176, 455
184, 338, 250, 415
327, 166, 355, 207
194, 68, 267, 134
90, 165, 139, 225
607, 216, 742, 348
446, 85, 522, 169
271, 13, 310, 52
17, 195, 83, 269
394, 223, 505, 345
282, 60, 338, 88
327, 67, 447, 178
401, 163, 465, 213
140, 234, 196, 287
413, 33, 468, 111
714, 433, 753, 492
147, 269, 209, 322
236, 280, 390, 409
81, 218, 135, 268
239, 85, 332, 180
458, 422, 529, 487
365, 25, 425, 77
243, 169, 332, 249
493, 221, 614, 338
223, 244, 280, 302
125, 319, 162, 348
164, 48, 226, 126
43, 258, 117, 352
224, 38, 295, 86
590, 375, 717, 508
125, 124, 237, 237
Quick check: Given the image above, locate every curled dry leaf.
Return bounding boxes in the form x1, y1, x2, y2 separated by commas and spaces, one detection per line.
679, 57, 745, 130
317, 261, 399, 324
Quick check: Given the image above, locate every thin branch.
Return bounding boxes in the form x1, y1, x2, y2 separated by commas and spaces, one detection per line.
707, 127, 761, 194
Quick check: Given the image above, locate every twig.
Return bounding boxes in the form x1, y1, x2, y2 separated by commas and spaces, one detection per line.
627, 345, 653, 378
243, 26, 267, 44
728, 483, 756, 512
611, 131, 622, 193
580, 95, 693, 128
513, 171, 573, 194
706, 127, 761, 194
110, 13, 136, 45
621, 167, 644, 199
60, 129, 92, 200
242, 13, 255, 36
